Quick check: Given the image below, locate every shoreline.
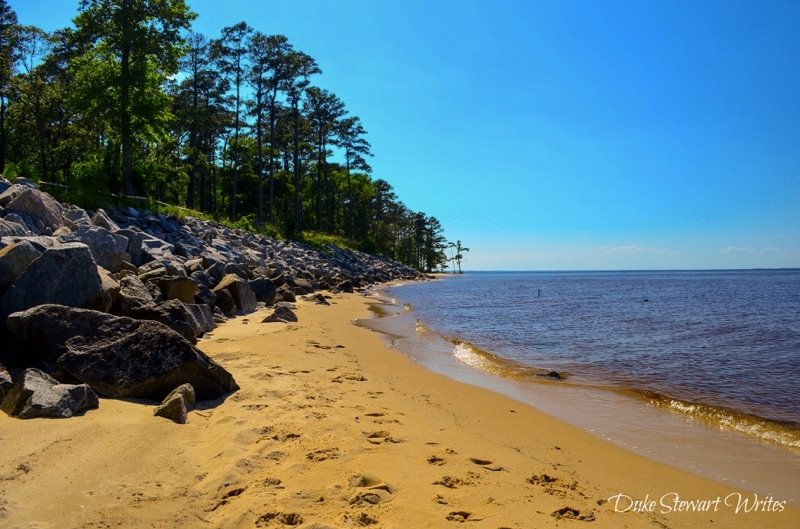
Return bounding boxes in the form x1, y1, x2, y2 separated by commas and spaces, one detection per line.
1, 291, 797, 528
370, 281, 800, 501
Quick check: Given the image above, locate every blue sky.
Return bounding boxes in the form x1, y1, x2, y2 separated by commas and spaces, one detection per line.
12, 0, 800, 270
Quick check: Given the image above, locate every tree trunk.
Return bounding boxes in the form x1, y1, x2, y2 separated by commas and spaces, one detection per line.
346, 156, 353, 239
267, 99, 276, 224
292, 101, 302, 232
120, 0, 134, 196
0, 95, 6, 175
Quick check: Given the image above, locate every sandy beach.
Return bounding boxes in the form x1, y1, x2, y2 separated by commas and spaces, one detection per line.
1, 291, 797, 529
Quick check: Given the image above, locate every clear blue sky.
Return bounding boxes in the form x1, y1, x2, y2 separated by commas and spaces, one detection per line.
12, 0, 800, 270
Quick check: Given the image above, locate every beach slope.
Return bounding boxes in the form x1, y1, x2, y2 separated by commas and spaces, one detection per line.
1, 292, 797, 528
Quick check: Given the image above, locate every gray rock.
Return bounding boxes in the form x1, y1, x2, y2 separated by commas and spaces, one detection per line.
6, 304, 238, 400
0, 240, 42, 292
0, 364, 12, 402
0, 218, 30, 237
124, 299, 200, 343
214, 288, 237, 317
115, 275, 156, 314
337, 280, 354, 293
185, 303, 215, 336
90, 208, 120, 231
5, 187, 63, 231
0, 368, 99, 419
153, 383, 195, 424
61, 225, 130, 272
249, 277, 277, 306
0, 242, 110, 320
261, 305, 298, 323
213, 273, 257, 314
62, 207, 92, 228
97, 266, 120, 312
157, 276, 198, 303
0, 183, 27, 207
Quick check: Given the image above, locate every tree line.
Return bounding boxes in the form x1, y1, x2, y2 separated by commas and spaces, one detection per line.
0, 0, 468, 273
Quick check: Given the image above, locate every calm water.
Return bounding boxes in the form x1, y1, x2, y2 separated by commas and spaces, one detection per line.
385, 270, 800, 441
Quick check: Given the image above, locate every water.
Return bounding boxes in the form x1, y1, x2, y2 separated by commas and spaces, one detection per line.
361, 270, 800, 499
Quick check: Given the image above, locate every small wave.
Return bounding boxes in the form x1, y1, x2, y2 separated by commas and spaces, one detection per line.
446, 338, 552, 379
641, 392, 800, 450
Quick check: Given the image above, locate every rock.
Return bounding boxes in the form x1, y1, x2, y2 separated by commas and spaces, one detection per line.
140, 237, 175, 263
0, 242, 110, 321
0, 177, 9, 194
157, 276, 198, 303
0, 240, 42, 292
308, 293, 330, 305
249, 277, 277, 305
213, 273, 257, 314
62, 207, 92, 228
5, 187, 63, 231
337, 280, 354, 293
153, 383, 195, 424
277, 287, 296, 303
61, 225, 130, 272
185, 303, 215, 335
0, 218, 30, 237
0, 364, 12, 401
0, 368, 99, 419
6, 304, 238, 400
214, 288, 237, 317
125, 299, 200, 343
194, 281, 217, 308
115, 274, 156, 314
90, 208, 120, 231
0, 183, 27, 207
97, 266, 120, 312
261, 305, 298, 323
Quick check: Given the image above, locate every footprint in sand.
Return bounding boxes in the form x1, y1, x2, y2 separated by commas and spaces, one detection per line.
446, 511, 483, 523
306, 448, 340, 462
343, 511, 379, 526
349, 474, 395, 506
469, 457, 505, 472
211, 486, 246, 511
427, 455, 446, 465
363, 431, 404, 445
255, 511, 304, 527
527, 473, 583, 499
332, 373, 367, 383
551, 506, 596, 522
433, 476, 467, 489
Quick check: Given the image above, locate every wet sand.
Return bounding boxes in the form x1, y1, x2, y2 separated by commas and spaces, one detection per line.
1, 292, 797, 528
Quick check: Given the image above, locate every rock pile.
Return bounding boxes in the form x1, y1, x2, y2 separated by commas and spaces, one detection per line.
0, 177, 421, 420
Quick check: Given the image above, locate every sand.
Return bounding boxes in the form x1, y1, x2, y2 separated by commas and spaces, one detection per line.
1, 291, 797, 528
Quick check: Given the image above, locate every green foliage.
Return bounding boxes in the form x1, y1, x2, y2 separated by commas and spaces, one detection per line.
0, 5, 456, 272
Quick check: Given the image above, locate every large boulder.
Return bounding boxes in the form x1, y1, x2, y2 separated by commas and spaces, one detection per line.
0, 368, 99, 419
125, 299, 213, 342
0, 242, 110, 320
157, 276, 198, 303
0, 218, 30, 237
213, 273, 257, 314
0, 240, 42, 292
249, 277, 277, 306
4, 187, 63, 231
115, 274, 157, 314
6, 305, 238, 400
61, 225, 130, 272
90, 208, 120, 231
